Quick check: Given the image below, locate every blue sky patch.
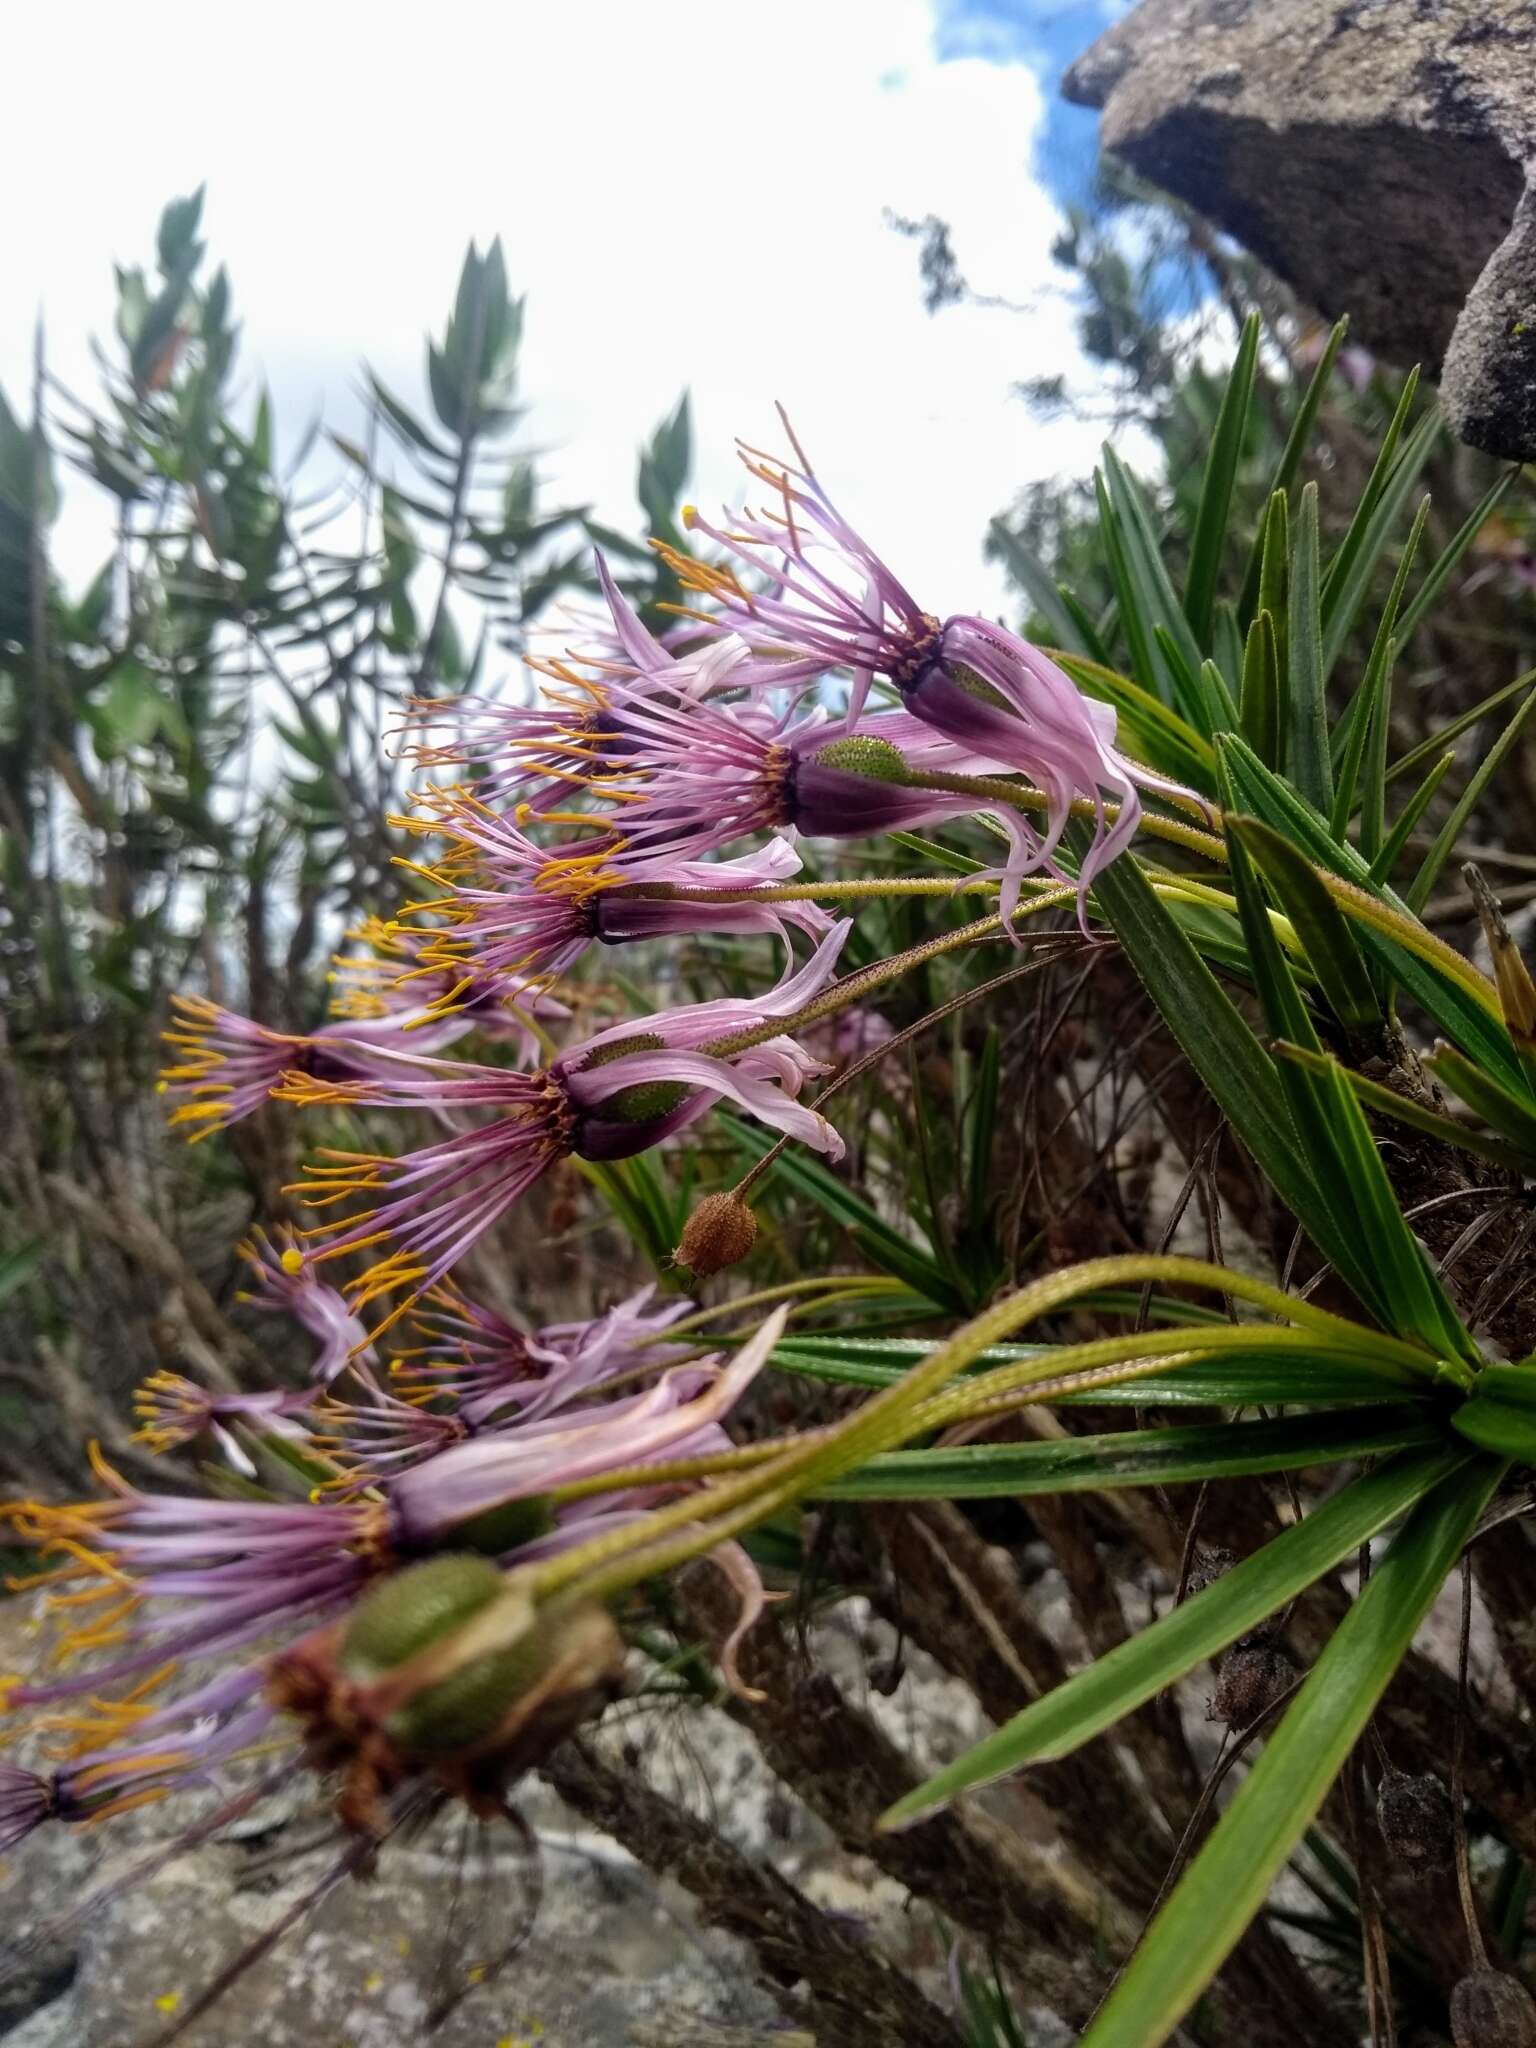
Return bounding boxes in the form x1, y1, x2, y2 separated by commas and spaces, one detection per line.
932, 0, 1126, 205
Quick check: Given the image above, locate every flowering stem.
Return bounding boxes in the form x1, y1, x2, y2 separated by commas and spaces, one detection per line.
698, 888, 1081, 1061
902, 767, 1229, 864
648, 1275, 911, 1343
545, 1319, 1422, 1507
726, 949, 1073, 1203
529, 1254, 1446, 1606
606, 876, 1002, 903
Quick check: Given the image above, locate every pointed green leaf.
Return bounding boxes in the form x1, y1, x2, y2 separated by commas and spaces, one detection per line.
1238, 320, 1346, 622
1368, 750, 1454, 883
1229, 816, 1379, 1036
1218, 733, 1524, 1095
1331, 495, 1427, 839
1388, 667, 1536, 788
1406, 680, 1536, 912
1184, 312, 1260, 647
879, 1446, 1468, 1828
1392, 463, 1517, 649
1239, 608, 1282, 766
988, 518, 1089, 653
1098, 448, 1209, 730
1275, 1041, 1533, 1174
1079, 1453, 1501, 2048
1287, 482, 1331, 812
1321, 402, 1439, 680
821, 1407, 1440, 1500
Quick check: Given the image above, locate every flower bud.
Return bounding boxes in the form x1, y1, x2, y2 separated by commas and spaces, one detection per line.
1450, 1970, 1536, 2047
1467, 864, 1536, 1053
1209, 1639, 1296, 1730
1377, 1767, 1455, 1877
676, 1193, 758, 1277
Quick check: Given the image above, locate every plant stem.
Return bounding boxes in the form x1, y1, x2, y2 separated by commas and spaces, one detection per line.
607, 875, 1002, 903
699, 888, 1079, 1060
904, 766, 1228, 865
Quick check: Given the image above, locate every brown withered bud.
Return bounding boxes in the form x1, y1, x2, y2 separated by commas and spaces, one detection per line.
1209, 1639, 1297, 1730
676, 1192, 758, 1277
1450, 1969, 1536, 2047
1377, 1767, 1456, 1878
1466, 864, 1536, 1055
1183, 1546, 1238, 1600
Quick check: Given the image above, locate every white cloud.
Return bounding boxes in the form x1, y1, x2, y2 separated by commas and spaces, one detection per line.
0, 0, 1108, 616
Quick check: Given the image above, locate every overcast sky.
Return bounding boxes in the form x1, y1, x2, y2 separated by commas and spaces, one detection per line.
1, 0, 1125, 615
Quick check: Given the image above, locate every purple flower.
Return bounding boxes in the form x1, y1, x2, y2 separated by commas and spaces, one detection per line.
387, 1310, 785, 1554
669, 430, 1204, 900
239, 1229, 379, 1385
282, 923, 850, 1331
670, 436, 936, 720
327, 912, 569, 1056
3, 1469, 377, 1711
161, 994, 497, 1139
399, 1281, 692, 1428
393, 795, 832, 990
541, 683, 982, 868
399, 556, 756, 817
131, 1370, 315, 1475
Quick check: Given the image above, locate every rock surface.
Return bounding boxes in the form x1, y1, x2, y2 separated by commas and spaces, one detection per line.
1063, 0, 1536, 459
0, 1596, 1001, 2047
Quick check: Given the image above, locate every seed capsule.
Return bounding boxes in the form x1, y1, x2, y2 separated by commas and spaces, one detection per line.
676, 1193, 758, 1277
1450, 1969, 1536, 2047
1209, 1639, 1296, 1730
386, 1618, 553, 1755
339, 1553, 505, 1683
1377, 1767, 1456, 1877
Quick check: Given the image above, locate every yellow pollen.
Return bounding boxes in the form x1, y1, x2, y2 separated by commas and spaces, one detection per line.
280, 1248, 305, 1276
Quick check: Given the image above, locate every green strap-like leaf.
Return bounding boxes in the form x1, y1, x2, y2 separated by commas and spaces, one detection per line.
1331, 495, 1427, 841
1388, 667, 1536, 789
987, 518, 1088, 654
1320, 406, 1439, 681
1230, 815, 1378, 1036
820, 1407, 1440, 1500
1406, 679, 1536, 912
1080, 1452, 1503, 2048
1184, 312, 1260, 649
1275, 1040, 1533, 1173
770, 1332, 1435, 1408
1238, 320, 1344, 624
1218, 732, 1524, 1095
879, 1445, 1469, 1828
1098, 449, 1211, 731
1287, 482, 1331, 813
1239, 608, 1281, 767
1391, 463, 1517, 650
